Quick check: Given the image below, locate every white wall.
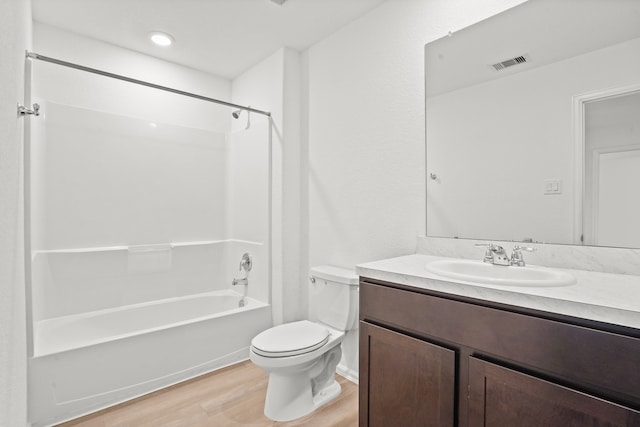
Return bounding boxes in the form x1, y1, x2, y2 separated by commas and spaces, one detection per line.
0, 0, 31, 425
304, 0, 526, 273
303, 0, 526, 379
232, 47, 302, 325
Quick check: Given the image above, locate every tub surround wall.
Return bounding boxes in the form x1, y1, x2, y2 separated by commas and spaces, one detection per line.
29, 23, 271, 306
30, 101, 229, 250
31, 240, 267, 322
31, 23, 233, 252
418, 236, 640, 276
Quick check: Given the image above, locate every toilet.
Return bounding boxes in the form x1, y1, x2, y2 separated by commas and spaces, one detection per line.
249, 265, 359, 421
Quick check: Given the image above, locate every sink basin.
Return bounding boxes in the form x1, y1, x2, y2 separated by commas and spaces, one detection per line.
425, 259, 576, 287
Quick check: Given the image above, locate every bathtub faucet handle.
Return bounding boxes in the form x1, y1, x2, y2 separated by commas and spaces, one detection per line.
239, 252, 252, 273
233, 252, 252, 287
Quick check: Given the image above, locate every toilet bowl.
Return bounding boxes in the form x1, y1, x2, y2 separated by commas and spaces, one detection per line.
250, 320, 344, 421
249, 265, 358, 422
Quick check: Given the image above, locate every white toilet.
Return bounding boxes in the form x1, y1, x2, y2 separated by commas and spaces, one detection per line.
249, 265, 359, 421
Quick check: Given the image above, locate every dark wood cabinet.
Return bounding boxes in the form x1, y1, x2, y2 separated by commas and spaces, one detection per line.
359, 278, 640, 427
468, 357, 640, 427
360, 322, 456, 427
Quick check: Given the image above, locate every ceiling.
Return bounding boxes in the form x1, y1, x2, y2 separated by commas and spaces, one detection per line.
31, 0, 386, 79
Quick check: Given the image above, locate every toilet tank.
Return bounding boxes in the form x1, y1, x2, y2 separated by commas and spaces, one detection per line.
309, 265, 359, 331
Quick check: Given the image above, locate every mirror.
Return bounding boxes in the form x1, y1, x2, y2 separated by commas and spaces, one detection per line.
425, 0, 640, 248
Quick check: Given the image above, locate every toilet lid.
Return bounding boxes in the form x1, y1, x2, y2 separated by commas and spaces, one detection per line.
251, 320, 330, 357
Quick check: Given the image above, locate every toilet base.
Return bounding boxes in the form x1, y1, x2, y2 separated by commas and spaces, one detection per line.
312, 378, 341, 409
264, 374, 342, 422
261, 345, 343, 422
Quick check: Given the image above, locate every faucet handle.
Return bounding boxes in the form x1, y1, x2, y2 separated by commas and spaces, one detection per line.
510, 245, 536, 266
475, 243, 496, 263
239, 252, 253, 272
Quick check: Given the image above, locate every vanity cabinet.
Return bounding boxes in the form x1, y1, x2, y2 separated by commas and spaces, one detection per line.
359, 279, 640, 427
360, 322, 455, 427
468, 357, 640, 427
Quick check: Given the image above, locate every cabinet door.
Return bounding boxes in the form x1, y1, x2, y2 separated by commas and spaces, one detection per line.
359, 322, 455, 427
468, 357, 640, 427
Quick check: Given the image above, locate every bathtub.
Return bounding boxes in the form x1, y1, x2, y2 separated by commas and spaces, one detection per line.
28, 289, 271, 427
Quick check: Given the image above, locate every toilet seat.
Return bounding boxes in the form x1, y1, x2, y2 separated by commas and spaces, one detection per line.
251, 320, 330, 358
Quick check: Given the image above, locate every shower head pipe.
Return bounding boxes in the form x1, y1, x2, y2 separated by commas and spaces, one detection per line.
25, 51, 271, 117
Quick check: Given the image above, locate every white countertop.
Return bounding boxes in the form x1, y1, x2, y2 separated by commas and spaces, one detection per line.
357, 254, 640, 330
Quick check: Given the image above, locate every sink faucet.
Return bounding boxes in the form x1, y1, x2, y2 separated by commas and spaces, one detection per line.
477, 243, 536, 266
476, 243, 511, 266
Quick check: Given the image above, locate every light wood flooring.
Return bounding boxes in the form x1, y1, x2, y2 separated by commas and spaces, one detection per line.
57, 360, 358, 427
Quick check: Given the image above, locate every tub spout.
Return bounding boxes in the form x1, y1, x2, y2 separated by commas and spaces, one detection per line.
232, 277, 248, 286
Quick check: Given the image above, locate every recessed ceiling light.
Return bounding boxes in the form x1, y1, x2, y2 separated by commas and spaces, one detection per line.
149, 31, 174, 47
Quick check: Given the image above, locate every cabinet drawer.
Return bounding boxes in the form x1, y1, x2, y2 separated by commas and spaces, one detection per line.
360, 280, 640, 405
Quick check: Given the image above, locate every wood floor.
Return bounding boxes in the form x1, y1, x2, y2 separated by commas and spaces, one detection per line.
57, 360, 358, 427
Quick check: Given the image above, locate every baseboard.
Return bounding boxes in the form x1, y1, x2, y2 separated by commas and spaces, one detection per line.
336, 364, 358, 384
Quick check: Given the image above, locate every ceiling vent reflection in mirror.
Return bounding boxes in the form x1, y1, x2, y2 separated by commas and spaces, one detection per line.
491, 54, 529, 71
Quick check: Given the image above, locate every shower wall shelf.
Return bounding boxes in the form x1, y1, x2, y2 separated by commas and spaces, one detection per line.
31, 238, 264, 258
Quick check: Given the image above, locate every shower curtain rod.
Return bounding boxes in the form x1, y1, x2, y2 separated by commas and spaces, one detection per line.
26, 51, 271, 117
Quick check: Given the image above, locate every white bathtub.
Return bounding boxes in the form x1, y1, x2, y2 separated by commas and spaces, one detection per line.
34, 290, 261, 356
29, 289, 271, 427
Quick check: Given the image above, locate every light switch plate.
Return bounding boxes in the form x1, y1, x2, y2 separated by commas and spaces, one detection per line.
544, 179, 562, 195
